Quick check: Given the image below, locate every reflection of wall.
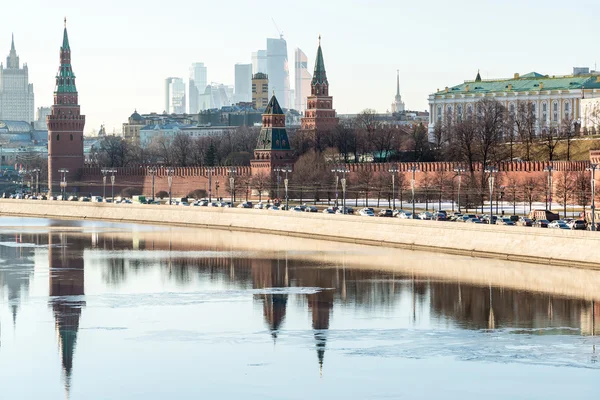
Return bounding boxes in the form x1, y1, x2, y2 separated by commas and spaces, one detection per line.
48, 234, 87, 398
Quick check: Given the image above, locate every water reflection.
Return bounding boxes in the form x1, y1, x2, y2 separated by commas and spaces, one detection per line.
0, 221, 599, 398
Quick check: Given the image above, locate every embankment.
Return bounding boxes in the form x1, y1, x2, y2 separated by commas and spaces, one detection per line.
1, 199, 599, 268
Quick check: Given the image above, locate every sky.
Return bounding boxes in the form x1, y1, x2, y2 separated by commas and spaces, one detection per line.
2, 0, 599, 134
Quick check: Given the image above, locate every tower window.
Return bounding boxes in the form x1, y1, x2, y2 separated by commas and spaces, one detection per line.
70, 134, 73, 141
56, 134, 59, 141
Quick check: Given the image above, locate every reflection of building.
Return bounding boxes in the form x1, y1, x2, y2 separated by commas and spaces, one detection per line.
0, 35, 35, 122
294, 48, 311, 112
48, 233, 86, 399
252, 73, 269, 110
251, 258, 289, 340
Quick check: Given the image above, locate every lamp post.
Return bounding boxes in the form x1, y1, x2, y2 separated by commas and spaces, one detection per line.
389, 165, 399, 211
58, 168, 69, 200
453, 167, 466, 213
544, 164, 554, 211
207, 167, 214, 202
496, 185, 505, 215
275, 166, 292, 209
410, 165, 419, 219
166, 167, 175, 205
333, 167, 349, 214
228, 168, 236, 204
587, 163, 598, 231
486, 166, 498, 224
31, 168, 40, 196
147, 166, 157, 201
216, 180, 220, 201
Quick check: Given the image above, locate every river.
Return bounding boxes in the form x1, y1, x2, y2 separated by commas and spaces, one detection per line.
0, 217, 597, 399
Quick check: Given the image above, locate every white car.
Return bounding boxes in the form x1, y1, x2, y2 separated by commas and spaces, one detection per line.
397, 211, 413, 219
359, 208, 375, 217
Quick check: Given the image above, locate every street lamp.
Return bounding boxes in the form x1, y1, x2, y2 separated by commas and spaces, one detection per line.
31, 168, 40, 196
333, 167, 349, 214
58, 168, 69, 200
207, 167, 215, 202
485, 166, 498, 224
228, 168, 237, 204
275, 166, 292, 209
544, 164, 554, 211
102, 169, 117, 201
216, 180, 220, 201
389, 164, 399, 211
453, 167, 466, 213
410, 165, 419, 219
587, 163, 598, 231
147, 166, 157, 201
166, 167, 175, 205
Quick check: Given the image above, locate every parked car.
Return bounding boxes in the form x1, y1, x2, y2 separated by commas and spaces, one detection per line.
518, 217, 533, 227
434, 212, 447, 221
465, 218, 483, 224
548, 220, 570, 229
237, 201, 252, 208
567, 220, 586, 230
418, 212, 433, 220
359, 208, 375, 217
378, 209, 394, 218
335, 206, 354, 215
397, 211, 413, 219
533, 219, 550, 228
496, 218, 515, 226
323, 207, 336, 214
305, 206, 318, 213
291, 206, 304, 212
529, 209, 560, 222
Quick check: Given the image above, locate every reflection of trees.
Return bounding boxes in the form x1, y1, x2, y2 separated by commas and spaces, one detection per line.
430, 282, 586, 331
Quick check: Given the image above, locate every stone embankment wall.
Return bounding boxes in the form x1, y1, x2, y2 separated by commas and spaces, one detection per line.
76, 160, 591, 198
1, 200, 599, 269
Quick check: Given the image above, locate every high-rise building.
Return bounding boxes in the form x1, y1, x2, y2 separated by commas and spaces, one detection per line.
189, 63, 207, 114
294, 48, 311, 112
266, 38, 290, 109
391, 70, 405, 113
252, 50, 267, 75
34, 106, 51, 130
165, 77, 186, 114
47, 21, 86, 195
234, 63, 252, 104
198, 83, 233, 110
301, 37, 338, 134
252, 73, 269, 110
0, 34, 34, 122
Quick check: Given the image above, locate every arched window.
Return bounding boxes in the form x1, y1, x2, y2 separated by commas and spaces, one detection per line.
553, 101, 559, 122
564, 101, 570, 119
542, 102, 548, 121
457, 105, 463, 122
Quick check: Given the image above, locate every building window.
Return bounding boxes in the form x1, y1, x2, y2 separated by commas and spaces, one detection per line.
542, 102, 548, 122
70, 134, 73, 141
56, 134, 59, 141
564, 102, 570, 119
553, 101, 558, 122
457, 105, 463, 122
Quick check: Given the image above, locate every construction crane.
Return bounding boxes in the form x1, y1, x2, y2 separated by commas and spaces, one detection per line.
271, 18, 284, 40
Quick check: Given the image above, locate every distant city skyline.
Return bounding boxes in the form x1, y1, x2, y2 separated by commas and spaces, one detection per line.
2, 0, 598, 133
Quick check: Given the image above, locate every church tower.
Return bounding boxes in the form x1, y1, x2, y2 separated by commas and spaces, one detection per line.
250, 94, 294, 176
300, 36, 338, 135
391, 70, 405, 113
47, 19, 85, 195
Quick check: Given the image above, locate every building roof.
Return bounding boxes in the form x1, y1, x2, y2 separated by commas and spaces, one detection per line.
435, 72, 600, 96
0, 120, 32, 133
312, 37, 328, 86
130, 110, 142, 121
264, 95, 284, 115
55, 26, 76, 93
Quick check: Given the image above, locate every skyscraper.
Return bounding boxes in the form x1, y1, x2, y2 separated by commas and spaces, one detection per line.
294, 48, 311, 112
0, 34, 34, 122
252, 50, 267, 75
266, 38, 290, 109
165, 77, 186, 114
234, 63, 252, 104
47, 20, 85, 195
189, 63, 207, 114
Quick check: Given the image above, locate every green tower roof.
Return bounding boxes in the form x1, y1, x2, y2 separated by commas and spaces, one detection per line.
264, 94, 284, 115
55, 26, 77, 93
312, 36, 328, 86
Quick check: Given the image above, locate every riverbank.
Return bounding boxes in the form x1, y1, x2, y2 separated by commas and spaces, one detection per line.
1, 199, 599, 268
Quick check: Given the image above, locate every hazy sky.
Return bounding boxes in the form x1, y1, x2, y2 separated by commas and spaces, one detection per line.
2, 0, 599, 133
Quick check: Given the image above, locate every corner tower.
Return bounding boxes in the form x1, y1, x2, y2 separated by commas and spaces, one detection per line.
251, 94, 294, 176
47, 19, 85, 195
300, 36, 338, 134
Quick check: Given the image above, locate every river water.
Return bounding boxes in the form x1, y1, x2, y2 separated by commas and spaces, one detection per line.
0, 217, 597, 399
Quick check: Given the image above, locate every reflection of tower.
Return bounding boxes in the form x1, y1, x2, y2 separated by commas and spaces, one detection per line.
307, 271, 334, 376
252, 257, 289, 340
48, 233, 85, 399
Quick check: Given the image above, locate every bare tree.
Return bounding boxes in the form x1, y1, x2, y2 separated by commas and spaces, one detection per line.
555, 171, 574, 218
574, 171, 591, 215
560, 117, 576, 161
357, 167, 375, 207
540, 121, 560, 161
515, 102, 537, 161
251, 173, 269, 202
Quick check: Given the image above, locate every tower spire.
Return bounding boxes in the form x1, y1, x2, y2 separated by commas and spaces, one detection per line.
396, 69, 400, 96
475, 69, 482, 82
11, 33, 15, 52
312, 35, 328, 86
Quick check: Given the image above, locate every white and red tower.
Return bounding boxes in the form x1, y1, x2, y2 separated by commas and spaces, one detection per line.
47, 19, 85, 195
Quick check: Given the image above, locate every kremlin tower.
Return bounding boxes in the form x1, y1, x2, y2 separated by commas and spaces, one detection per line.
47, 19, 85, 195
300, 36, 338, 136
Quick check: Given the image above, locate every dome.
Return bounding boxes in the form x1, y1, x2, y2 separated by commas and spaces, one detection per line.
130, 110, 142, 121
